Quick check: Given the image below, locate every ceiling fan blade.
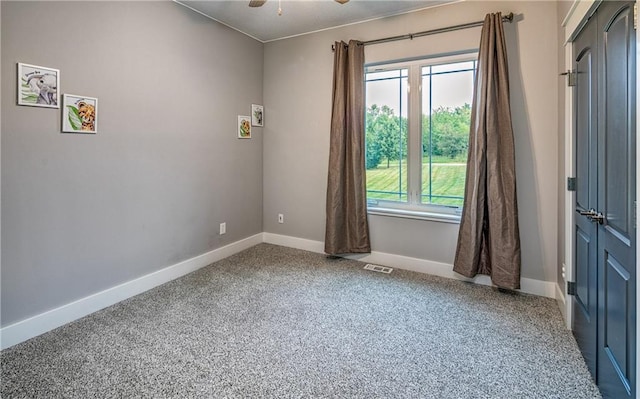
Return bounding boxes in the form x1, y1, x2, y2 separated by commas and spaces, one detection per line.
249, 0, 267, 7
334, 0, 349, 3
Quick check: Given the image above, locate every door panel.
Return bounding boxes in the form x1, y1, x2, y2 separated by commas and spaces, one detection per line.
597, 2, 636, 398
604, 256, 631, 378
576, 45, 595, 213
604, 7, 632, 239
573, 14, 598, 378
576, 227, 593, 311
602, 250, 632, 392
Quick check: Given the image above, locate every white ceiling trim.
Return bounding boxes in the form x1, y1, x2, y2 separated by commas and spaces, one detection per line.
260, 0, 464, 43
174, 0, 264, 42
174, 0, 461, 44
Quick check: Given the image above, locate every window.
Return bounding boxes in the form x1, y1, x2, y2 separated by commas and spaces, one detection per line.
364, 54, 477, 220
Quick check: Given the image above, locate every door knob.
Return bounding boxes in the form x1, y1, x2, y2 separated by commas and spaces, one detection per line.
590, 211, 605, 225
577, 209, 595, 216
576, 208, 606, 225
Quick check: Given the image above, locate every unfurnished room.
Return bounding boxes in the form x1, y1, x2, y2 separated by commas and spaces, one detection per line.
0, 1, 637, 398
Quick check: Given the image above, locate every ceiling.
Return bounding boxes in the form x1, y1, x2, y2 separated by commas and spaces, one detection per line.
175, 0, 457, 42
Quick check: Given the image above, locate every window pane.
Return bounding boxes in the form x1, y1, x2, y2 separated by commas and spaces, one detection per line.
431, 61, 475, 74
366, 70, 401, 80
421, 66, 473, 207
365, 69, 408, 203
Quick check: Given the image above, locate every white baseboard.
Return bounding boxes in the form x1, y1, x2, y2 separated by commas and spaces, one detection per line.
557, 281, 573, 329
263, 232, 556, 299
0, 233, 263, 350
555, 283, 569, 327
2, 231, 558, 350
263, 232, 325, 253
556, 282, 567, 306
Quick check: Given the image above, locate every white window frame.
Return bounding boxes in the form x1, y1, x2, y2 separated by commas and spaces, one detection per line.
365, 51, 478, 224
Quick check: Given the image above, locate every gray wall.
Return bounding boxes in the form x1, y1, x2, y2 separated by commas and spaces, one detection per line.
1, 1, 263, 326
263, 1, 560, 283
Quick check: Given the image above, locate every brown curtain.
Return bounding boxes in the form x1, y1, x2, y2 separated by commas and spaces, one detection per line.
325, 40, 371, 255
453, 13, 521, 289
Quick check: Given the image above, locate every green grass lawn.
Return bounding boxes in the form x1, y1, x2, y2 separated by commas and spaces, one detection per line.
366, 158, 466, 207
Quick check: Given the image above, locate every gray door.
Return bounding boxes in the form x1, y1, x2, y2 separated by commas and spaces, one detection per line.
573, 12, 598, 378
572, 10, 598, 378
573, 2, 636, 398
596, 2, 636, 397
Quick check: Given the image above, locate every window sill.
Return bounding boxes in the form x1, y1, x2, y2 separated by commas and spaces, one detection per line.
367, 207, 461, 224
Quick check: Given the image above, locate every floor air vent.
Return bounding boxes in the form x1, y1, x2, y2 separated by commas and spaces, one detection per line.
364, 264, 393, 274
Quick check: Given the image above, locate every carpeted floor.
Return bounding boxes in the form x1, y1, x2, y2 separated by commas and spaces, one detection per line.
1, 244, 600, 398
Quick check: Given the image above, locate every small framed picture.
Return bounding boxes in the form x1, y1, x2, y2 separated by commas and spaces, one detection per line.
238, 115, 251, 139
17, 63, 60, 108
62, 94, 98, 134
251, 104, 264, 127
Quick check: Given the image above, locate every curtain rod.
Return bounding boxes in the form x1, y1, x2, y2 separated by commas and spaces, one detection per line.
331, 12, 514, 52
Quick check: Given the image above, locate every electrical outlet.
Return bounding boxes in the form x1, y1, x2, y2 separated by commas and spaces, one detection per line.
278, 214, 284, 224
220, 222, 226, 235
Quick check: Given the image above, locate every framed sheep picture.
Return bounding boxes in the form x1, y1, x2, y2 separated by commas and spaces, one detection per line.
62, 94, 98, 134
18, 63, 60, 108
251, 104, 263, 127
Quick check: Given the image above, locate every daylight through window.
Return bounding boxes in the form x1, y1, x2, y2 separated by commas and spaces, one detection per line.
365, 54, 477, 218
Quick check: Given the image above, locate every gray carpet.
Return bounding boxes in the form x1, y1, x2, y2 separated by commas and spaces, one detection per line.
1, 243, 600, 398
